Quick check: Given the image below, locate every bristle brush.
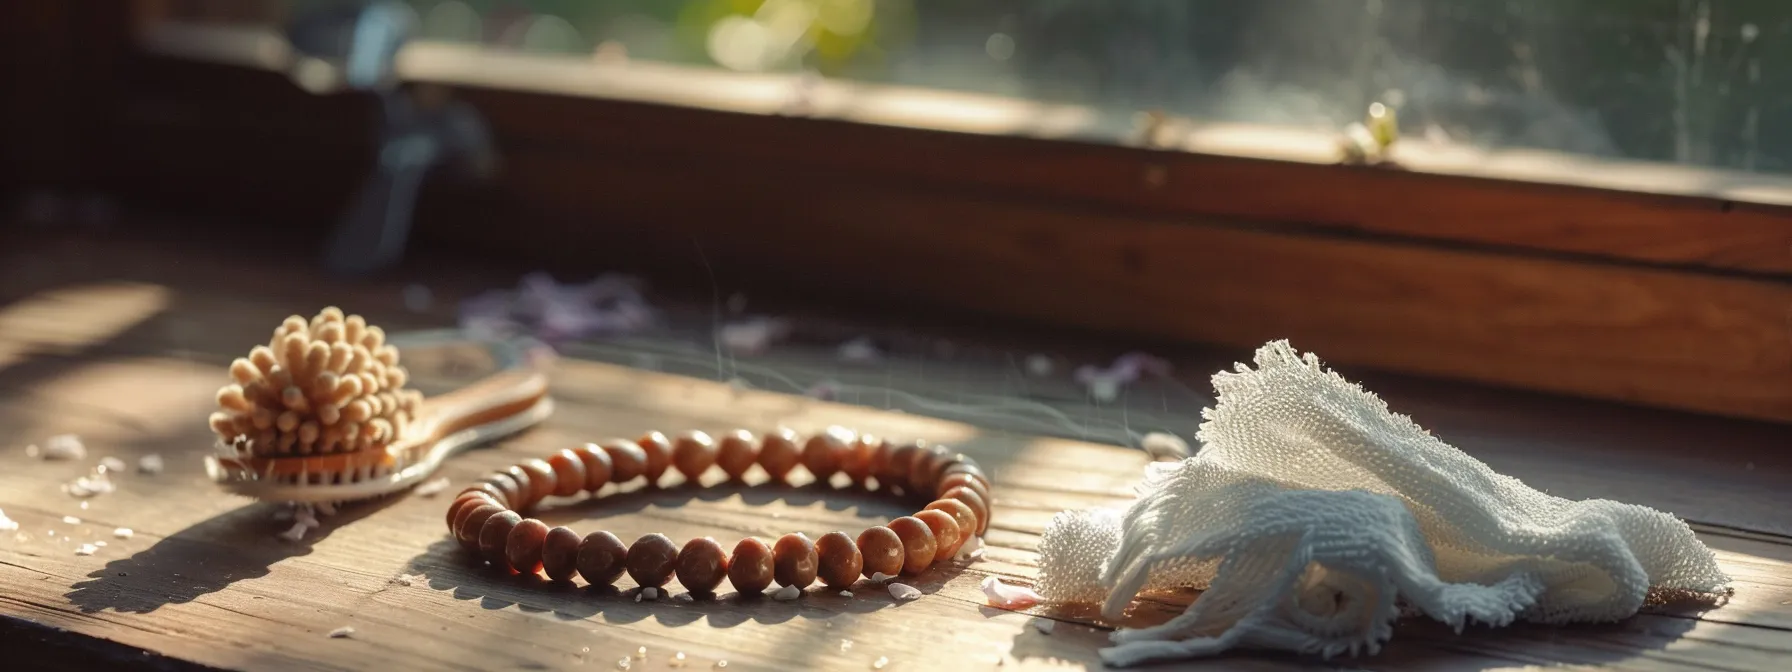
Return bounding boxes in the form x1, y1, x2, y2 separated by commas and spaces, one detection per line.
204, 307, 553, 503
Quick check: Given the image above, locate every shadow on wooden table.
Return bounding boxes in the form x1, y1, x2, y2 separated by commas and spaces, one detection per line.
62, 497, 400, 614
398, 480, 968, 629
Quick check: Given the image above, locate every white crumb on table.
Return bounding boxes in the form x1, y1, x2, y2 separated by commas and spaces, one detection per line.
277, 522, 309, 542
38, 435, 87, 460
74, 543, 99, 556
328, 626, 355, 638
114, 528, 134, 539
868, 571, 894, 583
62, 516, 81, 525
837, 590, 853, 597
888, 583, 921, 601
641, 587, 659, 600
0, 509, 17, 532
138, 454, 164, 474
771, 585, 801, 601
98, 456, 127, 473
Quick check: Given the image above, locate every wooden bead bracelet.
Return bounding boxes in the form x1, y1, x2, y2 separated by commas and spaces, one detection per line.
445, 427, 994, 595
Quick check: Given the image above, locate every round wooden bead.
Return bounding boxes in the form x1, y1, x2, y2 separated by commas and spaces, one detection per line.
571, 443, 613, 491
728, 537, 775, 594
449, 491, 497, 531
625, 533, 679, 588
771, 532, 818, 589
942, 486, 989, 535
879, 441, 921, 492
913, 509, 963, 563
479, 510, 524, 569
930, 454, 980, 489
909, 445, 954, 494
576, 531, 629, 587
839, 433, 876, 483
476, 473, 523, 509
814, 531, 863, 590
600, 439, 648, 483
506, 518, 550, 575
864, 438, 894, 481
671, 430, 718, 482
519, 458, 557, 506
547, 449, 588, 498
801, 427, 850, 482
456, 504, 504, 551
758, 428, 802, 481
674, 537, 730, 594
714, 430, 759, 480
855, 526, 904, 578
637, 431, 673, 485
886, 516, 937, 575
542, 526, 583, 582
923, 499, 980, 548
936, 472, 991, 505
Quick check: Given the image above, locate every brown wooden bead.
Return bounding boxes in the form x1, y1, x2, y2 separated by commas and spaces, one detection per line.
758, 428, 802, 481
908, 445, 954, 494
449, 492, 498, 531
571, 443, 613, 491
542, 526, 583, 582
814, 531, 863, 590
886, 516, 937, 575
931, 453, 980, 487
493, 466, 531, 511
519, 458, 557, 506
547, 449, 588, 498
864, 438, 894, 482
475, 473, 522, 509
674, 537, 730, 594
942, 486, 989, 535
728, 537, 775, 594
576, 531, 629, 586
714, 430, 759, 480
479, 510, 524, 569
913, 509, 963, 563
637, 431, 673, 485
625, 533, 679, 588
839, 433, 877, 483
855, 526, 904, 578
879, 441, 921, 492
600, 439, 648, 483
939, 461, 987, 485
456, 504, 503, 551
506, 518, 550, 575
923, 499, 980, 550
771, 532, 818, 589
936, 472, 991, 505
801, 428, 849, 482
671, 430, 718, 482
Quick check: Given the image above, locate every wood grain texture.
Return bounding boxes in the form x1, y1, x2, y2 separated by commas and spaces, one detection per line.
428, 149, 1792, 424
0, 234, 1789, 671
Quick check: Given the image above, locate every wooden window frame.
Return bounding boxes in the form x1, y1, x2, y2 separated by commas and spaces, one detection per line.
27, 8, 1792, 424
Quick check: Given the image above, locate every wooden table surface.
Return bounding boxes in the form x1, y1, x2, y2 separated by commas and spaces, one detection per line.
1, 232, 1789, 671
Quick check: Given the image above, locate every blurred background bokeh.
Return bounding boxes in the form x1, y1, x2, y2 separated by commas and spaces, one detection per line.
156, 0, 1792, 175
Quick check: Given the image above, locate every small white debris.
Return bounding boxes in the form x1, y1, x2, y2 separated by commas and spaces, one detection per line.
641, 587, 659, 601
771, 585, 801, 601
79, 501, 88, 510
314, 501, 337, 516
714, 661, 727, 669
839, 639, 854, 652
328, 626, 355, 638
670, 652, 687, 668
868, 571, 895, 583
74, 543, 99, 556
673, 592, 694, 603
956, 536, 986, 561
295, 505, 321, 530
94, 541, 106, 547
0, 509, 18, 532
114, 528, 133, 539
979, 576, 1042, 609
635, 646, 648, 659
277, 522, 309, 542
62, 516, 82, 525
98, 456, 127, 473
39, 435, 87, 460
1141, 432, 1191, 461
838, 590, 852, 597
634, 592, 643, 602
64, 469, 115, 498
414, 477, 451, 497
836, 337, 882, 364
871, 656, 889, 670
888, 583, 922, 601
615, 657, 632, 670
137, 454, 164, 474
1024, 354, 1054, 377
390, 573, 424, 587
1031, 618, 1055, 635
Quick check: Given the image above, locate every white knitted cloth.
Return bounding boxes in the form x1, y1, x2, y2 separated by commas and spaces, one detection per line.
1035, 341, 1730, 666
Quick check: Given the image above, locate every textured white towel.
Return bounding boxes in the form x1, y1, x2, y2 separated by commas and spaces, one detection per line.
1036, 341, 1730, 666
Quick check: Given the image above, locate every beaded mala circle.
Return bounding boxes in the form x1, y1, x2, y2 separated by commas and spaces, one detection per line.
445, 427, 993, 595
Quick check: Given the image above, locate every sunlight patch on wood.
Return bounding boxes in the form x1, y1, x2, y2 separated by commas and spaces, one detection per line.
0, 282, 171, 369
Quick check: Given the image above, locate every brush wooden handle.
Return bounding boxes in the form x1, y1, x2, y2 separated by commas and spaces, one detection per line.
415, 369, 551, 443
